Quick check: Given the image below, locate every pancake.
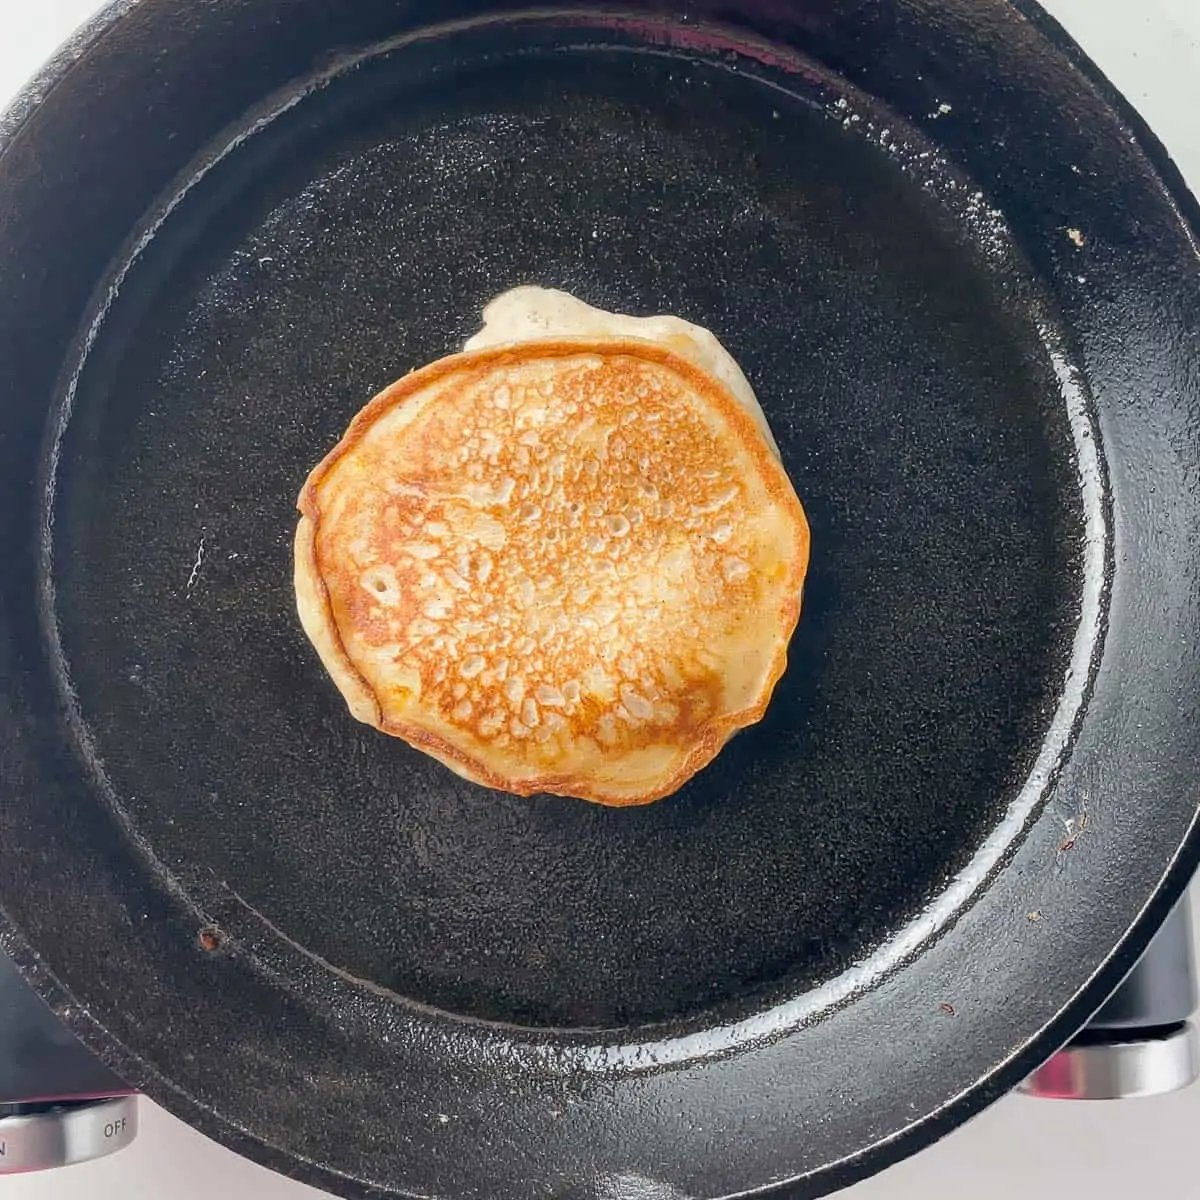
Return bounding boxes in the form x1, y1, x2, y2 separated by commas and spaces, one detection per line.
295, 298, 810, 806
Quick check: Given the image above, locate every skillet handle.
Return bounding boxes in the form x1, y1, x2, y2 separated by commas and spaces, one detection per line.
1019, 897, 1199, 1100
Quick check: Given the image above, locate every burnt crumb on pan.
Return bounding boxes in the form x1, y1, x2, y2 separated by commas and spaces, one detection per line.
1055, 797, 1091, 869
197, 924, 226, 953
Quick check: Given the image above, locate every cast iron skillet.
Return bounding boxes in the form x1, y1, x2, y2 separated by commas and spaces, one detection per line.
0, 1, 1198, 1197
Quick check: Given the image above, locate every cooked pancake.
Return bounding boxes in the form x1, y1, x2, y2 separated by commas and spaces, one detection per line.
295, 304, 810, 805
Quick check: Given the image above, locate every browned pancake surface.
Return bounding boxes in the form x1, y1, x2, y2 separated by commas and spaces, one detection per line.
296, 338, 809, 805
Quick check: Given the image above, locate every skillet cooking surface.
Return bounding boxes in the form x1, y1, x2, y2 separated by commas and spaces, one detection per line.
3, 3, 1200, 1199
51, 26, 1080, 1030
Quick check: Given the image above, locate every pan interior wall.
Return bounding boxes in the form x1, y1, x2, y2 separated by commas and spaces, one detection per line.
48, 23, 1084, 1029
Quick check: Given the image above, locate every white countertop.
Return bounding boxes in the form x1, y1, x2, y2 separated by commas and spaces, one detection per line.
1, 2, 1197, 1198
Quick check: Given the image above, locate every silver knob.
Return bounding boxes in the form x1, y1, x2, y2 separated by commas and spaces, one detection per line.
0, 1095, 138, 1173
1018, 1022, 1200, 1100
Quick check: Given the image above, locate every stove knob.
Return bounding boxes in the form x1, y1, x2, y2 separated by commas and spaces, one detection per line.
0, 1095, 138, 1173
1018, 1022, 1199, 1100
1021, 899, 1199, 1101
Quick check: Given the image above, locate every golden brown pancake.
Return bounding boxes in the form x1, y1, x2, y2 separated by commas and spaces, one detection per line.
295, 323, 810, 806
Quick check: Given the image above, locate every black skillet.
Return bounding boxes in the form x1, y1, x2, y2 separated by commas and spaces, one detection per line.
1, 1, 1198, 1197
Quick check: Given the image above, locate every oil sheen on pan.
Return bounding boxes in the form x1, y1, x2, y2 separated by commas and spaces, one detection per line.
295, 287, 812, 805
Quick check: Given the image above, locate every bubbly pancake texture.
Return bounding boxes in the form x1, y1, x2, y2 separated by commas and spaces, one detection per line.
464, 285, 781, 458
296, 338, 809, 806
